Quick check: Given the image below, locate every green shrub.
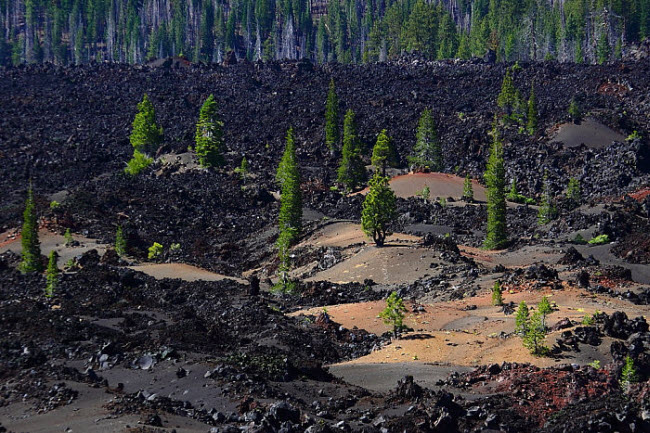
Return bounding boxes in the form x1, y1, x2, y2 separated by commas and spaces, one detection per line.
588, 234, 610, 245
50, 200, 61, 210
115, 226, 127, 257
626, 130, 641, 141
491, 281, 503, 306
379, 291, 407, 337
124, 150, 153, 176
416, 186, 431, 201
582, 314, 595, 326
620, 356, 639, 390
148, 242, 163, 260
64, 228, 74, 246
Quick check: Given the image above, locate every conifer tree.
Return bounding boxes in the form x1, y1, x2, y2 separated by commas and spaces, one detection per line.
371, 129, 394, 176
566, 177, 581, 207
325, 79, 339, 151
379, 291, 407, 337
361, 173, 396, 247
115, 225, 127, 257
337, 110, 366, 191
45, 251, 59, 297
409, 108, 441, 172
620, 356, 639, 390
568, 98, 582, 124
129, 94, 163, 154
483, 122, 508, 250
277, 128, 302, 245
20, 184, 42, 273
194, 94, 225, 167
538, 296, 552, 330
491, 281, 503, 306
497, 68, 516, 116
463, 174, 474, 202
515, 301, 529, 336
538, 171, 557, 225
527, 82, 538, 134
523, 311, 547, 355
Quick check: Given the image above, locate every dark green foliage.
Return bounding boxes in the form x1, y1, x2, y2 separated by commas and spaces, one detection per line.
462, 175, 474, 202
129, 94, 162, 154
379, 291, 407, 337
527, 83, 538, 134
491, 281, 503, 306
538, 171, 557, 225
371, 129, 395, 176
409, 109, 441, 172
325, 79, 339, 151
45, 251, 59, 297
568, 98, 582, 123
277, 128, 302, 245
497, 69, 517, 116
337, 110, 366, 191
483, 122, 508, 250
0, 0, 646, 65
20, 184, 42, 273
115, 226, 127, 257
194, 94, 225, 168
361, 173, 396, 247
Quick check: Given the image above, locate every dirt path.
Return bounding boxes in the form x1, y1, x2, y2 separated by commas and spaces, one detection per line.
128, 263, 247, 284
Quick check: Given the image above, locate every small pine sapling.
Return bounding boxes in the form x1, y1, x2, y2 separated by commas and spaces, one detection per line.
491, 281, 503, 306
515, 301, 530, 336
379, 291, 407, 337
537, 296, 552, 330
115, 226, 127, 257
45, 251, 59, 298
462, 174, 474, 202
620, 356, 638, 390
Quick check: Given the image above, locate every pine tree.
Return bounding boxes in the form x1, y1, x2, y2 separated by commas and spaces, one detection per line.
492, 281, 503, 306
361, 173, 396, 247
45, 251, 59, 297
523, 311, 548, 355
483, 122, 508, 250
538, 296, 552, 330
379, 291, 407, 337
515, 301, 530, 336
337, 110, 367, 191
463, 174, 474, 202
325, 79, 339, 151
277, 128, 302, 245
597, 31, 610, 64
566, 177, 581, 207
568, 98, 582, 124
129, 94, 162, 154
19, 184, 42, 273
538, 171, 557, 225
194, 94, 225, 167
409, 108, 441, 172
620, 355, 639, 390
527, 82, 538, 135
497, 68, 517, 116
115, 225, 127, 257
371, 129, 394, 176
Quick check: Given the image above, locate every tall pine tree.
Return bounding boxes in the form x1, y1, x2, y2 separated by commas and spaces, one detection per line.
337, 109, 367, 191
483, 121, 508, 250
409, 108, 441, 172
277, 127, 302, 244
20, 183, 42, 273
194, 94, 225, 167
325, 79, 339, 151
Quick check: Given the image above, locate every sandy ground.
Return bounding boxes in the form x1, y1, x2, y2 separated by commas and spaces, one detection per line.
296, 222, 437, 285
293, 284, 647, 373
0, 228, 107, 268
549, 118, 625, 149
128, 263, 247, 284
355, 172, 487, 202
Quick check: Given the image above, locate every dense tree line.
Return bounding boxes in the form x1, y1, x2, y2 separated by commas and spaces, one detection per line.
1, 0, 649, 66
